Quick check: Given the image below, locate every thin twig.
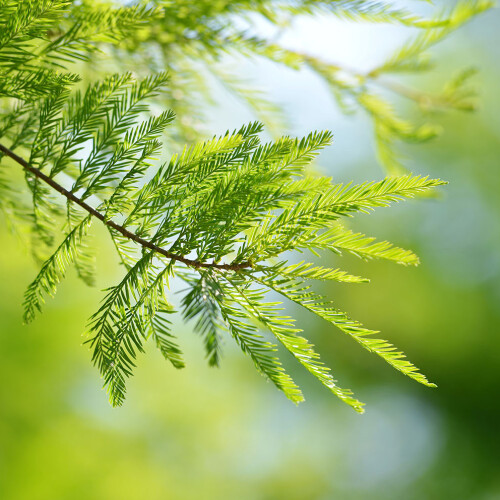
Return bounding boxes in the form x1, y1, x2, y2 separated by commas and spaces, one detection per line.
284, 48, 443, 108
0, 142, 251, 271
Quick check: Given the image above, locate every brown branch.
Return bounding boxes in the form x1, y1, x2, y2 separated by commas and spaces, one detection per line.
0, 143, 251, 271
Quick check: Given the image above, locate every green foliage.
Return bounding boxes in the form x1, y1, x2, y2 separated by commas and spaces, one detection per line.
0, 0, 156, 101
23, 215, 93, 323
89, 0, 492, 171
1, 0, 484, 412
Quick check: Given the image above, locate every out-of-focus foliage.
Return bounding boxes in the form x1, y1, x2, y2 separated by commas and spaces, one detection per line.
95, 0, 492, 173
5, 0, 490, 171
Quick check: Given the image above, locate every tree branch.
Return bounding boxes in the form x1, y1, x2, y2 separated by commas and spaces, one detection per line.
0, 142, 252, 271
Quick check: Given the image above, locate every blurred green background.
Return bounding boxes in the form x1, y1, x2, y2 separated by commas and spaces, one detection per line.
1, 6, 499, 500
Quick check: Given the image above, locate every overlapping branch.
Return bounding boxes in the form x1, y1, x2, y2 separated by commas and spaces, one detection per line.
0, 143, 252, 271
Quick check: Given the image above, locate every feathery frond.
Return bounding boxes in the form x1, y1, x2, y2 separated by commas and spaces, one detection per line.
250, 270, 435, 388
24, 215, 92, 323
0, 0, 463, 411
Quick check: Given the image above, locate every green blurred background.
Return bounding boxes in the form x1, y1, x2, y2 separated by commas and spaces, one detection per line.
1, 6, 499, 500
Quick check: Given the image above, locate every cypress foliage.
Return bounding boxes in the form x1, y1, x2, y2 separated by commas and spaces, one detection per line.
0, 0, 488, 411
